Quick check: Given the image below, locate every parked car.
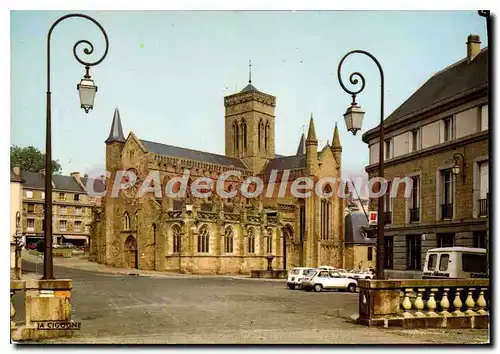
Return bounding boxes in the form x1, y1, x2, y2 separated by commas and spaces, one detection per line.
286, 267, 316, 289
25, 243, 37, 250
350, 269, 375, 280
317, 265, 336, 271
336, 269, 353, 278
301, 270, 358, 293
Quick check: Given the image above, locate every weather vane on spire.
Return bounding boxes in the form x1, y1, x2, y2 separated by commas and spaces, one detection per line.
249, 60, 252, 84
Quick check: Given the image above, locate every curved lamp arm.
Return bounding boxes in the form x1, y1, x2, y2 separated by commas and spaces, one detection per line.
47, 13, 109, 93
337, 50, 384, 107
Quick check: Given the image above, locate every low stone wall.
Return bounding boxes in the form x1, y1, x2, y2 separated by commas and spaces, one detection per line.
11, 279, 74, 342
358, 279, 489, 329
250, 270, 287, 279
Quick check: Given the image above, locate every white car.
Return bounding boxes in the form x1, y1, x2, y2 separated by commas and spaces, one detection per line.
334, 269, 353, 278
286, 267, 316, 289
350, 269, 375, 280
301, 270, 358, 293
318, 265, 336, 271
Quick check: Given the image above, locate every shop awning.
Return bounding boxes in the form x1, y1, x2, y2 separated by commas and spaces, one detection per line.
63, 235, 88, 240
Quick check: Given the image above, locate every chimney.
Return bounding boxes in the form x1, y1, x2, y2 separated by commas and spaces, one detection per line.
71, 172, 85, 190
13, 166, 20, 176
467, 34, 481, 63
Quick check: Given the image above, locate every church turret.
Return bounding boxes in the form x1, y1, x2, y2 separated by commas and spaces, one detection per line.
305, 114, 319, 176
296, 133, 305, 155
105, 107, 125, 171
104, 107, 125, 264
331, 122, 342, 165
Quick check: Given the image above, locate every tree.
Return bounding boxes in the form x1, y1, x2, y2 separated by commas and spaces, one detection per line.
10, 145, 62, 174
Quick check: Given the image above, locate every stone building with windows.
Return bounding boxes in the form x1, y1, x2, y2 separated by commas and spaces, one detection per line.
344, 211, 375, 271
362, 35, 489, 278
19, 170, 99, 247
91, 80, 345, 274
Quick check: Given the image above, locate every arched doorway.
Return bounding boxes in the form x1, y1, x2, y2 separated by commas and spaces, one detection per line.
124, 235, 138, 269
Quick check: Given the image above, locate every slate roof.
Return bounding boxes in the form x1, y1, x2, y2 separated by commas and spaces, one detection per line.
105, 108, 125, 144
345, 211, 374, 245
240, 83, 260, 93
262, 155, 306, 174
363, 48, 488, 140
140, 140, 248, 169
20, 170, 83, 192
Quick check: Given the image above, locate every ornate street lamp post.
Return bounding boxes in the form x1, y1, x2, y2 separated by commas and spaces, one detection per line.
338, 50, 386, 280
43, 14, 109, 279
13, 211, 23, 280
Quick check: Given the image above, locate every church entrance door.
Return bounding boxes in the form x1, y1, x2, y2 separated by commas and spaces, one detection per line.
124, 235, 138, 269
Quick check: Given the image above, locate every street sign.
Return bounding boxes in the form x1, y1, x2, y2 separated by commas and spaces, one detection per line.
369, 211, 377, 226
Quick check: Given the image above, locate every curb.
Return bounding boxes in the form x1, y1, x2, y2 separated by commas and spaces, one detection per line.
22, 252, 288, 282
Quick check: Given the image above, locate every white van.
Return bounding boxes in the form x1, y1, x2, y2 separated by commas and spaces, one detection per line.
422, 247, 488, 279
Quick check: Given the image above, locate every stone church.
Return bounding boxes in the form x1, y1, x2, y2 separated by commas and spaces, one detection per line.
90, 79, 345, 274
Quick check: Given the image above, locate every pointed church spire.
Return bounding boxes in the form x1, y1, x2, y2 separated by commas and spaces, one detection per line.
296, 133, 306, 155
105, 107, 125, 144
306, 113, 317, 142
332, 122, 342, 149
249, 60, 252, 84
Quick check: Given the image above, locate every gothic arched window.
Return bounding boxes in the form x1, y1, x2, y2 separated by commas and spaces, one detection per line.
247, 227, 255, 254
224, 227, 235, 253
172, 224, 181, 253
258, 120, 264, 150
320, 185, 332, 240
198, 225, 210, 253
233, 121, 239, 153
241, 119, 247, 151
265, 122, 270, 151
266, 228, 273, 254
124, 212, 130, 230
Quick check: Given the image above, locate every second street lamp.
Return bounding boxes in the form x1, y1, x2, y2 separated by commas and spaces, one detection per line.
337, 49, 386, 280
43, 13, 109, 280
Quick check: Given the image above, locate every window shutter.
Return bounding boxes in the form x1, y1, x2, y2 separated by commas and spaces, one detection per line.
480, 162, 488, 199
481, 105, 488, 131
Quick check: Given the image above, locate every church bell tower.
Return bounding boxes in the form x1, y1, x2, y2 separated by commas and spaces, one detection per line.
224, 61, 276, 174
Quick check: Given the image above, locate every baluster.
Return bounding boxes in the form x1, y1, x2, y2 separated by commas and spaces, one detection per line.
426, 288, 438, 317
476, 288, 488, 315
402, 288, 413, 318
464, 288, 476, 316
452, 288, 464, 316
439, 288, 451, 317
414, 288, 425, 317
10, 290, 16, 329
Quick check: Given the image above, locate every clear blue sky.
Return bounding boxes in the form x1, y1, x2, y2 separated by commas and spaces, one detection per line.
11, 10, 488, 178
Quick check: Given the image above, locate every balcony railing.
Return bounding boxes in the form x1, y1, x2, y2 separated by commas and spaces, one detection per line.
409, 207, 420, 223
478, 199, 488, 217
384, 211, 392, 224
441, 203, 453, 220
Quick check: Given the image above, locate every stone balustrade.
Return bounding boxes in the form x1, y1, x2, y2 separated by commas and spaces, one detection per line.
358, 279, 489, 329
